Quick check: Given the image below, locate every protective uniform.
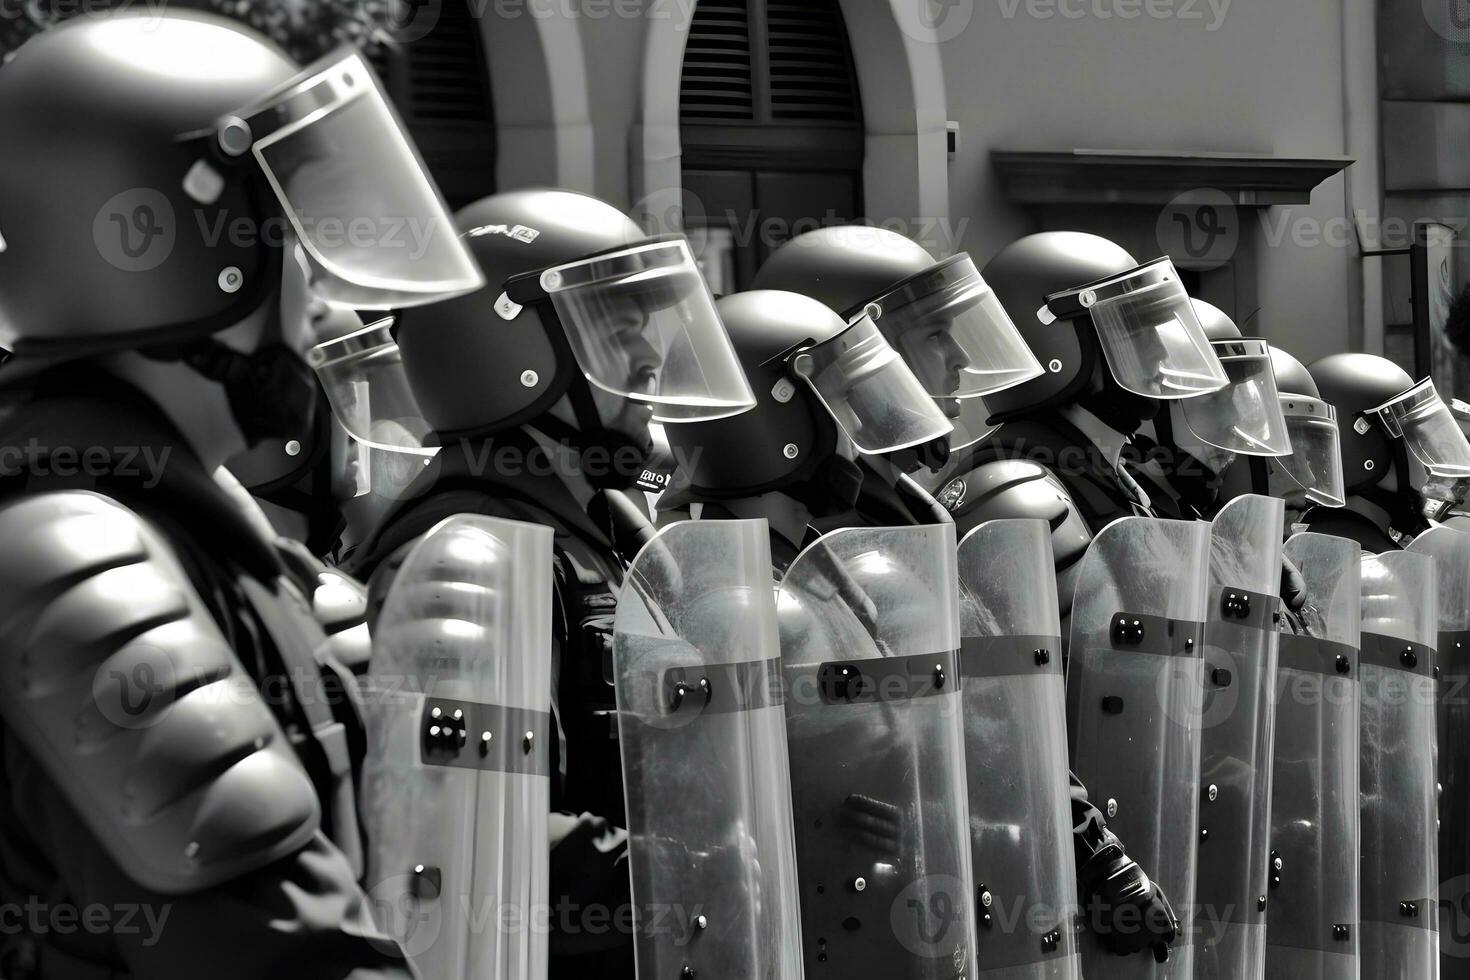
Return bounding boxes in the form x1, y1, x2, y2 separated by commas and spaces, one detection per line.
662, 288, 1169, 969
1302, 355, 1470, 550
0, 12, 482, 976
1356, 549, 1439, 980
777, 523, 979, 978
1404, 526, 1470, 976
1266, 533, 1362, 980
611, 519, 802, 980
346, 188, 757, 978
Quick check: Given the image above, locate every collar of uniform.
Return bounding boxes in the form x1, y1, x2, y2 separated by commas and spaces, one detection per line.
0, 367, 286, 583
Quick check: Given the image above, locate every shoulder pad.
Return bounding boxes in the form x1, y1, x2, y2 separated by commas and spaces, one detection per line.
313, 570, 371, 671
0, 492, 319, 894
939, 459, 1092, 619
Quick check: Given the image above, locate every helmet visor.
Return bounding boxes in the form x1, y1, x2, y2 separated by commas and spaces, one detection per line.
791, 314, 954, 456
1180, 339, 1293, 456
539, 239, 756, 424
867, 255, 1043, 402
1047, 258, 1229, 400
241, 51, 484, 309
1369, 379, 1470, 478
1276, 396, 1346, 508
947, 396, 999, 453
307, 319, 434, 453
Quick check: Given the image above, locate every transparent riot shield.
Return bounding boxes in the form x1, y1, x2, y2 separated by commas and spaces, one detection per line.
358, 515, 553, 979
1265, 533, 1361, 980
779, 524, 979, 979
1194, 495, 1286, 980
1066, 516, 1213, 980
1407, 527, 1470, 974
1358, 549, 1439, 980
612, 519, 803, 980
958, 519, 1081, 980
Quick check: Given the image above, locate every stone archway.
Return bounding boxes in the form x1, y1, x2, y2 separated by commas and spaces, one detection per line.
480, 6, 596, 193
631, 0, 951, 243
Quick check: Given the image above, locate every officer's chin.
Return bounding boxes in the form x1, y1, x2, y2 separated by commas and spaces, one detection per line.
938, 396, 962, 420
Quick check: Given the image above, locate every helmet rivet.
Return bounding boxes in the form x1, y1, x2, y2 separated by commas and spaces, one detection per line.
1079, 289, 1098, 307
520, 370, 540, 388
284, 440, 302, 457
1048, 358, 1063, 373
1365, 460, 1376, 471
541, 269, 563, 290
783, 443, 799, 459
218, 267, 243, 293
865, 301, 883, 321
217, 116, 253, 157
1106, 798, 1118, 818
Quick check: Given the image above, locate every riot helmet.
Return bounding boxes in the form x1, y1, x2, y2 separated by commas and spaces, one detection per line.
980, 233, 1228, 426
1171, 301, 1292, 464
1258, 346, 1347, 508
1308, 354, 1431, 494
753, 226, 1042, 448
664, 290, 952, 503
392, 190, 756, 468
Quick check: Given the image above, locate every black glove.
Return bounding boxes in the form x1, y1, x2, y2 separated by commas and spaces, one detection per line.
1281, 554, 1307, 613
1080, 843, 1178, 962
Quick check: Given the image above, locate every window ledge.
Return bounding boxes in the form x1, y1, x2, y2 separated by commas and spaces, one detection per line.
991, 150, 1354, 207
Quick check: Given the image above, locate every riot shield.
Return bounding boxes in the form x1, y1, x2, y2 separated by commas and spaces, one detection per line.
1194, 495, 1286, 980
358, 515, 554, 979
1066, 516, 1213, 980
957, 519, 1081, 980
1358, 549, 1439, 980
779, 524, 979, 978
1265, 533, 1361, 980
1406, 527, 1470, 974
612, 519, 803, 980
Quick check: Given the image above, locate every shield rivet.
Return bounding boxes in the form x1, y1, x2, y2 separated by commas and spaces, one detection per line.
1200, 828, 1209, 841
783, 443, 799, 459
520, 370, 539, 388
852, 877, 866, 893
523, 731, 535, 754
933, 664, 946, 690
694, 914, 708, 931
1336, 654, 1351, 675
218, 266, 243, 294
1401, 647, 1418, 669
1106, 798, 1118, 818
1257, 896, 1267, 911
681, 968, 695, 979
1206, 784, 1218, 802
1035, 648, 1050, 666
979, 887, 993, 908
1333, 924, 1351, 941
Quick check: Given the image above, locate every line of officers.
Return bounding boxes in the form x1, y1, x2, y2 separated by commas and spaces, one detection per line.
0, 13, 1465, 980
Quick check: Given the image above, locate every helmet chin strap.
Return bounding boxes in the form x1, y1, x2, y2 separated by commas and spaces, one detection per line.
531, 377, 650, 492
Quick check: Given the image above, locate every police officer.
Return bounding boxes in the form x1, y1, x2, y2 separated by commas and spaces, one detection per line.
345, 188, 757, 978
0, 12, 489, 976
1301, 354, 1470, 551
661, 286, 1181, 962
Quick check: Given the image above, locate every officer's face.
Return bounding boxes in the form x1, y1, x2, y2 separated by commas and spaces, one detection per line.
896, 320, 972, 419
594, 297, 663, 448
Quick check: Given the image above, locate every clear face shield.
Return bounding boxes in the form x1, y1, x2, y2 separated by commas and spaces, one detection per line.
307, 317, 436, 456
509, 238, 757, 425
1040, 257, 1230, 400
1369, 378, 1470, 479
231, 50, 484, 309
1271, 393, 1346, 509
864, 254, 1042, 433
788, 313, 955, 456
1179, 338, 1294, 456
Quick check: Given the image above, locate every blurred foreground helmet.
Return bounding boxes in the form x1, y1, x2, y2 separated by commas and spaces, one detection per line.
980, 232, 1228, 422
1305, 354, 1464, 495
394, 190, 756, 450
754, 226, 1042, 449
664, 290, 952, 500
0, 13, 480, 357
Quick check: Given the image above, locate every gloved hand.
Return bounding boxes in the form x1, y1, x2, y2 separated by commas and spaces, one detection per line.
1281, 554, 1307, 613
1080, 843, 1179, 962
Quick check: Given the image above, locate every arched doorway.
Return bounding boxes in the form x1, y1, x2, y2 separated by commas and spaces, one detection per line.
677, 0, 866, 291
